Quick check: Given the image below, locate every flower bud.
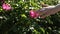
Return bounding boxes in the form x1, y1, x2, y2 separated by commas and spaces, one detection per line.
29, 10, 39, 18
2, 3, 11, 11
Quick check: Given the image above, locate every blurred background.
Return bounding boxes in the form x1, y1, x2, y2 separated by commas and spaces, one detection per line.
0, 0, 60, 34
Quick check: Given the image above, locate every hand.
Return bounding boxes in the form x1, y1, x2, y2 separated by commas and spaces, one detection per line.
36, 6, 58, 18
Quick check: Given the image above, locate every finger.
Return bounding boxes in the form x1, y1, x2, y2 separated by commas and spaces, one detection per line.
40, 12, 51, 18
40, 14, 49, 18
36, 8, 47, 15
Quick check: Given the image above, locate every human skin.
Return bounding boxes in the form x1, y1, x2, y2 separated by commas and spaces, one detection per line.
36, 4, 60, 18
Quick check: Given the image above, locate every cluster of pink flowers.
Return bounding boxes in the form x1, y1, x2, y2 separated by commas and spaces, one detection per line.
1, 0, 39, 18
2, 3, 11, 11
29, 10, 39, 18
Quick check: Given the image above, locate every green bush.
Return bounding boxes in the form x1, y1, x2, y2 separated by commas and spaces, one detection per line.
0, 0, 60, 34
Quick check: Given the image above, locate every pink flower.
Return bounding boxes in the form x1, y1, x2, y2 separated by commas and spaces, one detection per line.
2, 3, 11, 11
29, 10, 39, 18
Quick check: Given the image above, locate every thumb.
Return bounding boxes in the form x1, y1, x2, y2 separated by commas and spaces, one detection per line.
41, 4, 49, 7
40, 2, 49, 7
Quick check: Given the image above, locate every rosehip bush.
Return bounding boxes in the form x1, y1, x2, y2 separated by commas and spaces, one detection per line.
0, 0, 60, 34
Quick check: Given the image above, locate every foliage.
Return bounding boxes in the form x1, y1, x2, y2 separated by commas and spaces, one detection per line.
0, 0, 60, 34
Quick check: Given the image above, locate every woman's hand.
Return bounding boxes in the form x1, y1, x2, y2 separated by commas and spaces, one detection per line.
36, 6, 58, 18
